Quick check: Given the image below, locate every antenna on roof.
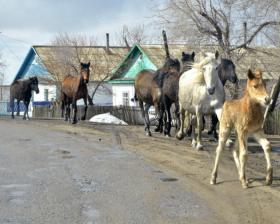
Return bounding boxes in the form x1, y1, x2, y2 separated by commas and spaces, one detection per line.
162, 30, 170, 60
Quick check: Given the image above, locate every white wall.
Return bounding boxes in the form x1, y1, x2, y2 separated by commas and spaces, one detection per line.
112, 84, 136, 107
33, 84, 57, 102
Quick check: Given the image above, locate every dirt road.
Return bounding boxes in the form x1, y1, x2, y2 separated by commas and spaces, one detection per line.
0, 118, 280, 223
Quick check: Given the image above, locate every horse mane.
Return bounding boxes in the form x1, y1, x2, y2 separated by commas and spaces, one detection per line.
192, 53, 217, 69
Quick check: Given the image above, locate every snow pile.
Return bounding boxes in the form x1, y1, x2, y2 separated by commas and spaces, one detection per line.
89, 113, 128, 125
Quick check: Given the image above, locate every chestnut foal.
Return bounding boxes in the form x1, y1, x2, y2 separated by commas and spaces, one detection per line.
210, 69, 272, 189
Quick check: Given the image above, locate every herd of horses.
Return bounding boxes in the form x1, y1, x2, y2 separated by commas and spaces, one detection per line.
9, 50, 273, 189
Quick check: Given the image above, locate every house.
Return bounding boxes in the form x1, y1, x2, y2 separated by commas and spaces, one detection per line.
12, 40, 130, 115
109, 44, 280, 106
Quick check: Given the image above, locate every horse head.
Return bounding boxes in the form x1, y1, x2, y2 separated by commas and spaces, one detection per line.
219, 59, 238, 85
181, 51, 195, 70
194, 51, 221, 95
80, 62, 90, 84
29, 77, 39, 94
163, 58, 181, 73
246, 69, 270, 107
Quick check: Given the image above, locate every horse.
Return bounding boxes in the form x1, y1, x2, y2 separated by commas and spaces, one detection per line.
61, 62, 90, 124
154, 52, 195, 136
133, 58, 181, 136
187, 58, 238, 139
10, 76, 39, 120
210, 69, 272, 189
176, 51, 224, 150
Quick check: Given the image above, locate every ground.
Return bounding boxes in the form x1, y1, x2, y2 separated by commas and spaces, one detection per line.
0, 118, 280, 224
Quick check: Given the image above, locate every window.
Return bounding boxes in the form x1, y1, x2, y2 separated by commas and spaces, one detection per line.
122, 92, 129, 106
44, 89, 49, 101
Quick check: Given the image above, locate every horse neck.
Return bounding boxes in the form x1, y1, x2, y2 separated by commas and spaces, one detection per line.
218, 69, 227, 86
241, 89, 264, 118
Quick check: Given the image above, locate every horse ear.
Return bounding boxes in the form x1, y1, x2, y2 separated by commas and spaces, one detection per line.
191, 52, 195, 59
215, 51, 219, 60
247, 69, 255, 80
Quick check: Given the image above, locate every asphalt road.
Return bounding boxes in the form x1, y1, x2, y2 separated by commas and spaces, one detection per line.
0, 119, 220, 224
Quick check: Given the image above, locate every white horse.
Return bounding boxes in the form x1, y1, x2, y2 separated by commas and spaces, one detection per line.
176, 51, 224, 150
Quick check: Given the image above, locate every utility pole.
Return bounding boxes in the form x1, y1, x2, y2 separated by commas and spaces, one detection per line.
243, 22, 247, 47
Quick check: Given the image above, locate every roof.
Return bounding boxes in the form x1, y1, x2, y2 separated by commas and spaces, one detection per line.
33, 45, 129, 82
139, 44, 280, 80
14, 44, 280, 85
109, 44, 157, 84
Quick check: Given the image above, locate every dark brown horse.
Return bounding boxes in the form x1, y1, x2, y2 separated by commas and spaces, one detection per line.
155, 52, 195, 136
133, 58, 180, 136
10, 76, 39, 120
61, 62, 90, 124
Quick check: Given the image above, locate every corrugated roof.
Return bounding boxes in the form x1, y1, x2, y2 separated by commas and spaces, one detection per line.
140, 44, 280, 80
33, 45, 129, 82
33, 44, 280, 83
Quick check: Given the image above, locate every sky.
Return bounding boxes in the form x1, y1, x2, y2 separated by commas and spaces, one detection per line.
0, 0, 162, 84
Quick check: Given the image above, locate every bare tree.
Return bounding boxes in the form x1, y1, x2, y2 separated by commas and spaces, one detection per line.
38, 33, 124, 104
117, 24, 148, 48
154, 0, 280, 58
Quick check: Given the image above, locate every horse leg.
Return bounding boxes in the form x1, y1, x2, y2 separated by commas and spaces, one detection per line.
176, 104, 186, 140
191, 115, 197, 148
208, 114, 219, 141
215, 107, 232, 147
139, 101, 149, 135
210, 126, 231, 185
66, 102, 71, 122
144, 103, 151, 136
236, 129, 248, 188
10, 98, 15, 119
154, 103, 162, 132
195, 110, 204, 150
252, 131, 273, 186
61, 93, 65, 118
81, 97, 87, 120
16, 100, 20, 116
72, 100, 78, 124
163, 97, 172, 137
23, 100, 30, 120
174, 101, 180, 130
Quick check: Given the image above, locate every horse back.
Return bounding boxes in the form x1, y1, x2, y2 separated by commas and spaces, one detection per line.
135, 70, 160, 104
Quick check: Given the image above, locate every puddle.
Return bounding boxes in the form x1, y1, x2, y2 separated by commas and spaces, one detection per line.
160, 177, 178, 182
62, 155, 75, 159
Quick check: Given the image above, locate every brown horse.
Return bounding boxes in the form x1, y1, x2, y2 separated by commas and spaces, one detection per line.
134, 58, 180, 136
61, 62, 90, 124
210, 69, 271, 188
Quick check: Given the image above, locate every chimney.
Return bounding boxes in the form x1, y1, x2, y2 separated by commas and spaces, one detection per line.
106, 33, 110, 53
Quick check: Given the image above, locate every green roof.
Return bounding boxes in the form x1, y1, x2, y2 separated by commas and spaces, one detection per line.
108, 44, 157, 84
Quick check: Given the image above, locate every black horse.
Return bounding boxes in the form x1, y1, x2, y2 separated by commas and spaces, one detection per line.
154, 52, 195, 136
10, 77, 39, 120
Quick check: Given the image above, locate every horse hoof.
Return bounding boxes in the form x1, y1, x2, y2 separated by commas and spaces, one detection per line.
226, 139, 233, 147
72, 120, 77, 124
176, 133, 184, 140
81, 116, 86, 121
146, 132, 152, 137
210, 178, 216, 185
196, 144, 203, 150
154, 127, 160, 132
165, 134, 170, 138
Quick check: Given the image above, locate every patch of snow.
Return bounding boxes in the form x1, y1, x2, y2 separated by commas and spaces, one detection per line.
89, 113, 128, 125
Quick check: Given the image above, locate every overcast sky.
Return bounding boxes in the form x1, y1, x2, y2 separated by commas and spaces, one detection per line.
0, 0, 162, 84
0, 0, 160, 45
